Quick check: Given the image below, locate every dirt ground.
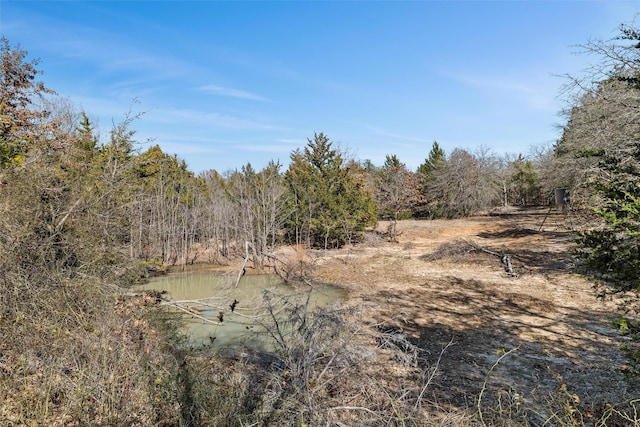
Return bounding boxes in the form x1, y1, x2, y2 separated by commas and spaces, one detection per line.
303, 207, 638, 418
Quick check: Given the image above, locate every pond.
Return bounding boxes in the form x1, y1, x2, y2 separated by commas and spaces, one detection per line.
136, 270, 346, 349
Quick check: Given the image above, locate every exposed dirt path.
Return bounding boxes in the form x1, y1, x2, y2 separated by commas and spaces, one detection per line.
305, 207, 637, 418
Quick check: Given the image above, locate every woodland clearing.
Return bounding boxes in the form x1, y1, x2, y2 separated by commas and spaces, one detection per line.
276, 207, 638, 420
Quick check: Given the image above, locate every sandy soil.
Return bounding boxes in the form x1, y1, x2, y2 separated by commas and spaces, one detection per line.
301, 207, 637, 416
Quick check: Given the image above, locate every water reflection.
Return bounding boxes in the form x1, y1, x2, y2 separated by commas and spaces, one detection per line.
137, 271, 345, 348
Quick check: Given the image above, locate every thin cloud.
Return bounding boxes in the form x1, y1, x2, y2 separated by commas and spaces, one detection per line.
443, 69, 557, 111
275, 138, 306, 145
241, 143, 297, 153
198, 84, 270, 102
8, 6, 209, 83
350, 122, 432, 144
155, 140, 219, 155
157, 108, 289, 132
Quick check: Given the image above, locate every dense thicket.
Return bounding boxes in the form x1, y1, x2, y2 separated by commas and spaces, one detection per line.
0, 40, 185, 424
549, 23, 640, 382
552, 25, 640, 292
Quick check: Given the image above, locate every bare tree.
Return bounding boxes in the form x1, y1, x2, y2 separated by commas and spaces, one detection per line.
225, 161, 287, 268
426, 148, 501, 217
373, 154, 423, 241
0, 37, 57, 166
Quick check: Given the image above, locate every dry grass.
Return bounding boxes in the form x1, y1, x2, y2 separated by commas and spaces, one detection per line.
0, 277, 184, 426
305, 208, 640, 425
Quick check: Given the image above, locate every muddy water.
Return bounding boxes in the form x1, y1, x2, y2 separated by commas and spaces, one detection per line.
137, 271, 346, 348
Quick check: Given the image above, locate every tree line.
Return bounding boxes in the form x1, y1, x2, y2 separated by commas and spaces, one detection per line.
0, 34, 565, 275
3, 27, 639, 289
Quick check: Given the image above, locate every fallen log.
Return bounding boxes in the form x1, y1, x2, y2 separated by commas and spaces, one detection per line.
162, 299, 223, 325
501, 254, 517, 277
433, 240, 518, 277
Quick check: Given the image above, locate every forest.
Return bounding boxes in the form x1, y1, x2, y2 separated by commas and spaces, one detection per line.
1, 21, 640, 426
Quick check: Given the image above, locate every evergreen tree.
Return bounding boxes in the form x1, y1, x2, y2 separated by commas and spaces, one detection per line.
417, 141, 446, 180
284, 132, 376, 248
75, 112, 98, 152
508, 155, 541, 206
417, 141, 447, 217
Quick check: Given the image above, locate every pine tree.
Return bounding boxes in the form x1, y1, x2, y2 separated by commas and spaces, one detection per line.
284, 133, 376, 248
417, 141, 445, 180
416, 141, 447, 217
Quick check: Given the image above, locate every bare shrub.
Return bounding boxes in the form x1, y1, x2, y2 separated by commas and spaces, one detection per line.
225, 290, 466, 426
422, 239, 481, 261
180, 289, 454, 426
267, 244, 318, 285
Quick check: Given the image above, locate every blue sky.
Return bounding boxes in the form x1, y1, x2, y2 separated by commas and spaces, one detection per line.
2, 1, 639, 174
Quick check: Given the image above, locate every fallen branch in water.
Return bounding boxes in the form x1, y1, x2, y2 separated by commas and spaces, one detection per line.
161, 298, 223, 325
163, 296, 289, 321
235, 241, 250, 287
